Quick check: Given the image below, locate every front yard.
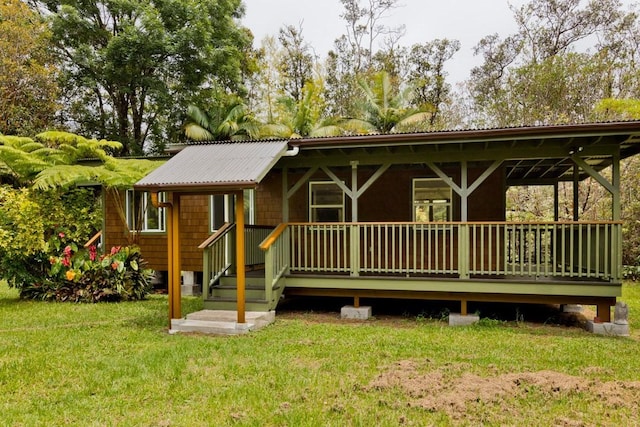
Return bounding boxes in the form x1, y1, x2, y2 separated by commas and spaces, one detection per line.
1, 282, 639, 425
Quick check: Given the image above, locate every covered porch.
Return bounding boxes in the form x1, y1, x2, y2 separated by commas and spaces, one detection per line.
136, 122, 640, 327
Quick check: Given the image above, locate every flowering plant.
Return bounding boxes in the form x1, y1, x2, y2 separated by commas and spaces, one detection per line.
25, 240, 153, 302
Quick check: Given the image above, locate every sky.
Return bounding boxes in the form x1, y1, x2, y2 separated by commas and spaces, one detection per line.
241, 0, 636, 85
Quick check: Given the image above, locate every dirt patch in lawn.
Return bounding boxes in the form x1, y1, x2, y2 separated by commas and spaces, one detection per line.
367, 360, 640, 421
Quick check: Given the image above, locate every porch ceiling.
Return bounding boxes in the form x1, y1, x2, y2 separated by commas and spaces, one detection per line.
278, 121, 640, 184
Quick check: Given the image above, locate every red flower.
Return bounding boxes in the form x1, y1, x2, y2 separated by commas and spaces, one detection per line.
61, 257, 70, 267
111, 261, 118, 270
89, 245, 97, 261
63, 245, 72, 256
110, 246, 121, 255
58, 232, 65, 238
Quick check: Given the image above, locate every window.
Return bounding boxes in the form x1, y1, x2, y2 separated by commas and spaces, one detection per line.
413, 179, 451, 222
126, 190, 165, 232
209, 190, 256, 232
309, 181, 344, 222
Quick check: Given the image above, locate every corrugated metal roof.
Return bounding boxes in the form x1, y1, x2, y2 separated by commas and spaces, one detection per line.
135, 141, 288, 191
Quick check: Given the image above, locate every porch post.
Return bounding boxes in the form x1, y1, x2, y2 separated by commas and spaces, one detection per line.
235, 190, 246, 324
350, 161, 360, 276
282, 167, 289, 222
553, 181, 559, 221
612, 149, 621, 221
573, 165, 579, 221
351, 161, 358, 221
460, 161, 468, 222
168, 193, 182, 321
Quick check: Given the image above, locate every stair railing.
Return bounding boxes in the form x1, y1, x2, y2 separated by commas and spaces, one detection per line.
199, 222, 235, 297
259, 223, 290, 305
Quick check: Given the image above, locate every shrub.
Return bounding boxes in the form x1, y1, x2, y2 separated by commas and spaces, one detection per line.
21, 244, 153, 302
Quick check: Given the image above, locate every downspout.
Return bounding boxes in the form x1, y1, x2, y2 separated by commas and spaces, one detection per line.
151, 192, 181, 326
283, 146, 299, 157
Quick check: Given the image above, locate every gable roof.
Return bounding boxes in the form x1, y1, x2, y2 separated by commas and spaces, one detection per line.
134, 140, 288, 193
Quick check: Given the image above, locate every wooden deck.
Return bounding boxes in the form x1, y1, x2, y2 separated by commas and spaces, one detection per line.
202, 221, 623, 320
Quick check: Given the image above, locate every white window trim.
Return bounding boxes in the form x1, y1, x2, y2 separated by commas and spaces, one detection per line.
412, 178, 452, 222
126, 190, 166, 233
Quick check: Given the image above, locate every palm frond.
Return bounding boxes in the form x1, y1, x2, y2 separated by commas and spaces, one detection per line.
184, 123, 215, 141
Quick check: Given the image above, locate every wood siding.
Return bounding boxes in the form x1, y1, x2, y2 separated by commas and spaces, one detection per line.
104, 191, 209, 272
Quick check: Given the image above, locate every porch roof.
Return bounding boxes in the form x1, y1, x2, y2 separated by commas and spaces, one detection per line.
279, 121, 640, 184
134, 140, 289, 193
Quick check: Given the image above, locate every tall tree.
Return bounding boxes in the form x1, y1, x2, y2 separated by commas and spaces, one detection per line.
0, 0, 59, 136
325, 0, 404, 117
37, 0, 252, 155
344, 70, 431, 133
468, 0, 634, 127
184, 96, 260, 141
277, 24, 315, 103
407, 39, 460, 127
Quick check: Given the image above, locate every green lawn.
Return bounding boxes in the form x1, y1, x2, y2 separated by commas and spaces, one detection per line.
1, 282, 639, 426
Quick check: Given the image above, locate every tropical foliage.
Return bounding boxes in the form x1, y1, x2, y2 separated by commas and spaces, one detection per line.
0, 0, 59, 136
21, 244, 153, 302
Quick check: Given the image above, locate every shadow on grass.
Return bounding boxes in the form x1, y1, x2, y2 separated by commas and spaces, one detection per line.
276, 295, 589, 329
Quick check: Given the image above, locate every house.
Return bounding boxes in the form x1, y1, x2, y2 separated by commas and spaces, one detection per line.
104, 121, 640, 325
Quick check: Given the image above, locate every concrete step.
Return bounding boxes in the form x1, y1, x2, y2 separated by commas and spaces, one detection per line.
171, 310, 275, 335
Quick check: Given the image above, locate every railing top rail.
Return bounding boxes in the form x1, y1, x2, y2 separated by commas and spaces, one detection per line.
285, 221, 623, 226
259, 223, 288, 251
198, 222, 235, 249
84, 230, 102, 248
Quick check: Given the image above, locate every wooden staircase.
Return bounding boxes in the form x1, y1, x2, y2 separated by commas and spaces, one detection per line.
203, 275, 283, 312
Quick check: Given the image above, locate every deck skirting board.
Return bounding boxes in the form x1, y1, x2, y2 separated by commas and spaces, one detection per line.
283, 275, 621, 299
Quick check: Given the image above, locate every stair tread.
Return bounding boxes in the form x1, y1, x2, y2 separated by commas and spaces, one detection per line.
206, 297, 269, 303
213, 284, 265, 290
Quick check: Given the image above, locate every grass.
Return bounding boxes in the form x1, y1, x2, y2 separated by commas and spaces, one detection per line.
1, 282, 640, 426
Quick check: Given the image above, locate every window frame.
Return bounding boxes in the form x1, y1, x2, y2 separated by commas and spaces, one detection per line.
309, 181, 345, 222
412, 178, 452, 222
125, 190, 166, 233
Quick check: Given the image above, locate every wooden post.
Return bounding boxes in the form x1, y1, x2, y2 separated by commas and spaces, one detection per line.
354, 295, 360, 308
235, 190, 246, 324
170, 194, 181, 321
158, 192, 181, 325
461, 299, 468, 316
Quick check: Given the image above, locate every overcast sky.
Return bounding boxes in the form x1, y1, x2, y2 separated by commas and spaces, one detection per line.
241, 0, 637, 84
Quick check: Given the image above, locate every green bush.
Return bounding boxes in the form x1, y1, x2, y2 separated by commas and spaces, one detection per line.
21, 244, 153, 302
0, 185, 153, 302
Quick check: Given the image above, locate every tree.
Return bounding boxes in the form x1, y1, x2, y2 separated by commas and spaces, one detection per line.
277, 24, 315, 103
260, 79, 342, 138
345, 70, 431, 133
467, 0, 635, 127
407, 39, 460, 127
325, 0, 404, 117
38, 0, 253, 155
184, 97, 260, 141
0, 0, 59, 135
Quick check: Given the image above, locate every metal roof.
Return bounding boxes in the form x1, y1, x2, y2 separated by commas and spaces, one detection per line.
134, 140, 289, 192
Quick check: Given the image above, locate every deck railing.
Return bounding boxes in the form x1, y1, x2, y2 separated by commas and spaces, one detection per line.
278, 221, 622, 282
